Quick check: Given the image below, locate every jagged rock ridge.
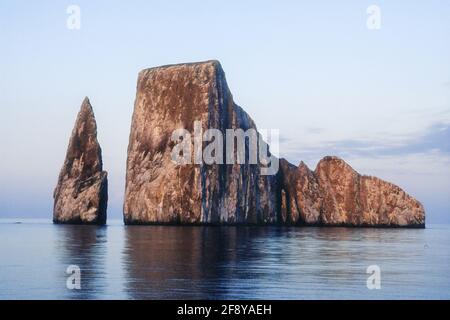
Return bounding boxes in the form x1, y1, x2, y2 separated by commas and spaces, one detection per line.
279, 157, 425, 227
53, 97, 108, 225
123, 60, 425, 227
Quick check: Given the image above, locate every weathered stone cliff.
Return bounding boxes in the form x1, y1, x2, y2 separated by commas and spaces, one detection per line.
124, 61, 278, 224
279, 156, 425, 227
124, 60, 425, 227
53, 97, 108, 225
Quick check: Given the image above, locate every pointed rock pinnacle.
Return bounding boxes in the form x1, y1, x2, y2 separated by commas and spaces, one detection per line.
53, 97, 108, 224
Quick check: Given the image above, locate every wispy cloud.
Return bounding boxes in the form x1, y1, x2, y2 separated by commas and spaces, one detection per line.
281, 121, 450, 166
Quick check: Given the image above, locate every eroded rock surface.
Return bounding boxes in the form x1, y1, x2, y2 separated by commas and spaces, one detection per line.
53, 97, 108, 225
124, 61, 278, 224
124, 60, 425, 227
280, 156, 425, 227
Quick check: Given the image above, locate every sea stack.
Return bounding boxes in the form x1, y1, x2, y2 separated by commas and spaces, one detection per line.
279, 157, 425, 227
124, 61, 278, 224
53, 97, 108, 225
124, 60, 425, 227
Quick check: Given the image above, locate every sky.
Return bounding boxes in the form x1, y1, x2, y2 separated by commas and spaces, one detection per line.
0, 0, 449, 222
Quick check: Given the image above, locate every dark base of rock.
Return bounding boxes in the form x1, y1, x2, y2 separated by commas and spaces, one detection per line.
300, 222, 425, 229
53, 218, 107, 226
123, 220, 425, 228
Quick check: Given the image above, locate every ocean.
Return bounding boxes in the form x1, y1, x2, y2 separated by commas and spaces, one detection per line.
0, 219, 449, 299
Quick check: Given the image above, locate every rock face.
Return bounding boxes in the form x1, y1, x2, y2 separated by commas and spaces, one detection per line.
53, 97, 108, 225
124, 61, 278, 224
279, 156, 425, 227
279, 159, 322, 224
124, 60, 425, 227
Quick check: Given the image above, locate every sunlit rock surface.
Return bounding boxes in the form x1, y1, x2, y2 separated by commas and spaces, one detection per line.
53, 97, 108, 225
124, 60, 425, 227
280, 156, 425, 227
124, 61, 278, 224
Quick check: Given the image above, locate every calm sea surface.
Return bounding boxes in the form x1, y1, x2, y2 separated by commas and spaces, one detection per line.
0, 219, 449, 300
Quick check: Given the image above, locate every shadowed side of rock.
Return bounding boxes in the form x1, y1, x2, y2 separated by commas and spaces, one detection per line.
53, 97, 108, 225
279, 159, 322, 225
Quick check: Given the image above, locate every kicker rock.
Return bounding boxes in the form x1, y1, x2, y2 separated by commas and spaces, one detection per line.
124, 61, 279, 224
53, 97, 108, 225
280, 156, 425, 227
124, 60, 425, 227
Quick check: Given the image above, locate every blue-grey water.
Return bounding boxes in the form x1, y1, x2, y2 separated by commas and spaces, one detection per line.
0, 219, 449, 300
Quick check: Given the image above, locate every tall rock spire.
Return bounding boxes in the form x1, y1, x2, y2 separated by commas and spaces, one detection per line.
53, 97, 108, 224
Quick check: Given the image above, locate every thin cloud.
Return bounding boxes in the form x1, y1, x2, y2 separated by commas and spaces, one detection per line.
281, 122, 450, 165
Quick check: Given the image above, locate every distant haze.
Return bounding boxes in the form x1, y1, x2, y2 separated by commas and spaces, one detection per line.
0, 1, 449, 222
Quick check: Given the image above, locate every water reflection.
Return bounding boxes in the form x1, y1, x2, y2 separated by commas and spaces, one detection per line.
54, 225, 108, 299
1, 219, 445, 299
122, 226, 431, 299
123, 226, 277, 299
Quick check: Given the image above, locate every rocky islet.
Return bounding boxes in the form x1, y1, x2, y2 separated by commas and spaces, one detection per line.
54, 60, 425, 228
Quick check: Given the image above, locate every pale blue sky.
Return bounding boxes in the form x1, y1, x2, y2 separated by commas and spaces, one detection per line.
1, 0, 449, 222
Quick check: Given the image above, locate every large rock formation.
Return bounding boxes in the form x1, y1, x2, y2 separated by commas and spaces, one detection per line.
53, 97, 108, 225
124, 60, 425, 227
124, 61, 278, 224
279, 157, 425, 227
